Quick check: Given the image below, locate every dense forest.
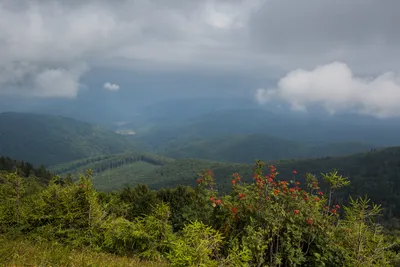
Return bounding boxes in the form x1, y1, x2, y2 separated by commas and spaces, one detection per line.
1, 159, 399, 266
0, 156, 53, 184
50, 147, 400, 226
0, 112, 137, 166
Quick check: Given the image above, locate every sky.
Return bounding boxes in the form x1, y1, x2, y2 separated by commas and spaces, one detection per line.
1, 0, 400, 118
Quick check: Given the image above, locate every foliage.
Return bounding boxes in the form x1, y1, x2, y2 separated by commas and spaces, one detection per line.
192, 161, 396, 266
51, 147, 400, 223
167, 220, 223, 267
0, 162, 398, 266
102, 202, 173, 260
0, 156, 53, 184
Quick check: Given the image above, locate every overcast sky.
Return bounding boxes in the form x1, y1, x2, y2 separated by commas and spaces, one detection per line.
1, 0, 400, 117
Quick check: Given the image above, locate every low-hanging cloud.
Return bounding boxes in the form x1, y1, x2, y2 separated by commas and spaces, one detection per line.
256, 62, 400, 118
103, 82, 120, 91
0, 62, 87, 98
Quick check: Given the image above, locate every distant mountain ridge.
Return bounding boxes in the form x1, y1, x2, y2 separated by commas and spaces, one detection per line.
0, 112, 138, 166
146, 133, 374, 163
132, 108, 400, 146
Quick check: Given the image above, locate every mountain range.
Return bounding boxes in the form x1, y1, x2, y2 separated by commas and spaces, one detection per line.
0, 112, 137, 166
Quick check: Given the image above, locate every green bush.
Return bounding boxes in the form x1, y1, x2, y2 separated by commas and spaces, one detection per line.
167, 220, 223, 267
0, 161, 398, 266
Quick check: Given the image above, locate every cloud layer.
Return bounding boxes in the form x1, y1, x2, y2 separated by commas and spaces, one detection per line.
256, 62, 400, 118
0, 0, 399, 98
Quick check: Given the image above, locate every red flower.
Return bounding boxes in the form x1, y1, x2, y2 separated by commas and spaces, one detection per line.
210, 197, 215, 202
314, 197, 320, 202
306, 218, 313, 225
295, 181, 300, 185
196, 178, 204, 184
292, 170, 298, 175
269, 165, 275, 172
215, 199, 222, 205
318, 191, 324, 196
289, 188, 295, 193
239, 193, 246, 200
231, 179, 236, 185
267, 177, 273, 183
293, 209, 300, 215
273, 189, 280, 196
331, 208, 337, 215
232, 207, 238, 214
304, 196, 309, 201
206, 170, 214, 177
335, 204, 341, 209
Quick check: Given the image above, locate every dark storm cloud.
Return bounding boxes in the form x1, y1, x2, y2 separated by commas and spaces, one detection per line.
0, 0, 399, 115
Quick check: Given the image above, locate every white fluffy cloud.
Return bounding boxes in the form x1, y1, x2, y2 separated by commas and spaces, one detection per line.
256, 62, 400, 118
103, 82, 120, 91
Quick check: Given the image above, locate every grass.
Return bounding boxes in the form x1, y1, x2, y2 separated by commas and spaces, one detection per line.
94, 161, 161, 191
0, 235, 168, 267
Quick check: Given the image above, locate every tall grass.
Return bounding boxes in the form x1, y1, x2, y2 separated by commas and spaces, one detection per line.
0, 235, 168, 267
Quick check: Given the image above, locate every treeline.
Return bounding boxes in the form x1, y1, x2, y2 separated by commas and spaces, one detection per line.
145, 147, 400, 224
52, 153, 173, 176
0, 156, 53, 184
1, 162, 399, 266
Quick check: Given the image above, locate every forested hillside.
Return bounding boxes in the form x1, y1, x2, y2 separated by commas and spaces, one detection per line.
50, 152, 175, 191
0, 112, 138, 166
155, 133, 373, 163
51, 147, 400, 223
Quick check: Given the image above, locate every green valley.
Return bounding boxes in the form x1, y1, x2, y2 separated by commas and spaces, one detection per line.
0, 112, 138, 166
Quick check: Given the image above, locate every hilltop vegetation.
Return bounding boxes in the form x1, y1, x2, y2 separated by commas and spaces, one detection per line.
51, 147, 400, 223
0, 156, 53, 184
50, 152, 175, 191
1, 162, 398, 266
0, 112, 138, 166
